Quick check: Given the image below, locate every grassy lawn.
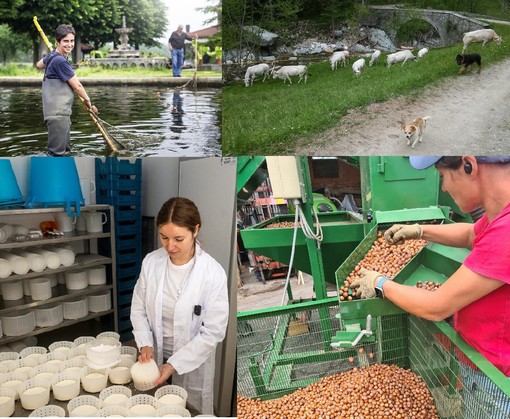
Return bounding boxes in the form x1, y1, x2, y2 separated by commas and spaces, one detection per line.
222, 23, 510, 156
0, 63, 221, 78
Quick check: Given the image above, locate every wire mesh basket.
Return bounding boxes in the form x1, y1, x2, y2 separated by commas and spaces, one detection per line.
20, 346, 48, 364
120, 345, 137, 362
0, 352, 19, 368
98, 405, 132, 417
0, 387, 15, 417
61, 357, 86, 373
18, 377, 51, 410
11, 357, 39, 374
0, 371, 28, 400
63, 298, 89, 320
73, 336, 95, 348
28, 363, 60, 381
81, 366, 109, 393
129, 394, 158, 417
49, 340, 74, 358
34, 304, 64, 328
1, 310, 36, 336
51, 371, 81, 401
96, 331, 120, 341
108, 357, 134, 385
237, 297, 510, 418
156, 404, 191, 417
155, 385, 187, 408
67, 395, 102, 417
40, 351, 66, 372
28, 404, 66, 417
87, 291, 112, 313
99, 385, 132, 408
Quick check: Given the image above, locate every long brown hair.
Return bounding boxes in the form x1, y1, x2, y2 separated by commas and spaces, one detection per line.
156, 197, 201, 236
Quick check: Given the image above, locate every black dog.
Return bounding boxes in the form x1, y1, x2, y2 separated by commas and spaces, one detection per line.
456, 53, 481, 74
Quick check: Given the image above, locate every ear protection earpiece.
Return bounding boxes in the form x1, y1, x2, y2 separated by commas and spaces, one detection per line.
464, 162, 472, 174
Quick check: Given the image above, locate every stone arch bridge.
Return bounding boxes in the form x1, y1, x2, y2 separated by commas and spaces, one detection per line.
363, 5, 488, 47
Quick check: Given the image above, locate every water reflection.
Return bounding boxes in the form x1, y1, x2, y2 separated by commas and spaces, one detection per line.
0, 86, 221, 156
171, 91, 184, 132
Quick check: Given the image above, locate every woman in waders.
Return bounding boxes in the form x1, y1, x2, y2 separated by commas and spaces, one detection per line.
36, 25, 98, 156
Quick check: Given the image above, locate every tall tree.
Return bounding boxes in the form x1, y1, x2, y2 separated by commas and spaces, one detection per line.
1, 0, 108, 64
118, 0, 167, 49
0, 23, 31, 64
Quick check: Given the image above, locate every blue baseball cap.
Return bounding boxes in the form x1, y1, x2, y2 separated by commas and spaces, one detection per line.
409, 156, 510, 170
409, 156, 442, 169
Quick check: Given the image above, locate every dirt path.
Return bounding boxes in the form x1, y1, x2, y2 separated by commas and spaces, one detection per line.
295, 58, 510, 155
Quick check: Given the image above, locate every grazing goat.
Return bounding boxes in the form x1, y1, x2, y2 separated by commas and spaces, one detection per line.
244, 63, 271, 87
386, 50, 416, 68
417, 48, 429, 59
272, 65, 308, 84
330, 51, 350, 70
462, 29, 502, 53
352, 58, 365, 76
369, 50, 381, 66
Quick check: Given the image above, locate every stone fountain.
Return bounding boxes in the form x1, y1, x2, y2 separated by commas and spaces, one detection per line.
89, 16, 166, 68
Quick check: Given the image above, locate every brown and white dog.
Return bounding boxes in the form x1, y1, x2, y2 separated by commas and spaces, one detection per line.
402, 116, 431, 148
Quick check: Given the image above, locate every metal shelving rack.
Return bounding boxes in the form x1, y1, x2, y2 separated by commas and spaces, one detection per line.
0, 205, 118, 346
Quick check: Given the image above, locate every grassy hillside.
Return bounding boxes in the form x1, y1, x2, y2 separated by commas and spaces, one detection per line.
223, 23, 510, 155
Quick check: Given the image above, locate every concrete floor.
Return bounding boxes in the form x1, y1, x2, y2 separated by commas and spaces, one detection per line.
237, 262, 338, 312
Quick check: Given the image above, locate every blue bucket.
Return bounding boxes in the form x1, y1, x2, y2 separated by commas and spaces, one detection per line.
26, 157, 84, 216
0, 159, 23, 206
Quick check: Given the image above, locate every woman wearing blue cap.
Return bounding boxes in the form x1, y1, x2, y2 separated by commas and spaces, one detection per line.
351, 156, 510, 418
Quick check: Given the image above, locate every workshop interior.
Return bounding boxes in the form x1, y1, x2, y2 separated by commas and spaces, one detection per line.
236, 156, 510, 418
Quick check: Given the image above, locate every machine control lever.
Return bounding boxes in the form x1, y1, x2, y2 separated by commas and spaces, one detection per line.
351, 314, 372, 346
330, 314, 373, 348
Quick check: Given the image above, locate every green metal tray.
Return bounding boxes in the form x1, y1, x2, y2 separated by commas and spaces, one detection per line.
240, 211, 366, 284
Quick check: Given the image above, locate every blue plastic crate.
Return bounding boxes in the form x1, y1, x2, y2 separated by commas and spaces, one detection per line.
119, 330, 134, 343
118, 290, 134, 306
97, 178, 142, 192
115, 222, 141, 236
114, 235, 141, 251
95, 158, 142, 176
116, 266, 141, 281
118, 304, 132, 318
119, 317, 133, 332
114, 208, 141, 222
97, 190, 141, 206
117, 278, 138, 292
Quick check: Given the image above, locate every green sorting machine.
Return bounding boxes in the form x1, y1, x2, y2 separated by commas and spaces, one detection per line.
237, 156, 510, 418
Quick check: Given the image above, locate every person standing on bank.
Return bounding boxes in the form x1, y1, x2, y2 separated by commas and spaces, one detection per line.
130, 197, 229, 415
36, 24, 98, 156
168, 24, 196, 77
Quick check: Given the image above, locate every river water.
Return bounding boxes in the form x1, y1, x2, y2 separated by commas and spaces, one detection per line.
0, 86, 221, 157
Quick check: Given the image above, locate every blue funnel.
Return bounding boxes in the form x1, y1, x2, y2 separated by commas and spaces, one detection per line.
0, 160, 23, 207
26, 157, 84, 216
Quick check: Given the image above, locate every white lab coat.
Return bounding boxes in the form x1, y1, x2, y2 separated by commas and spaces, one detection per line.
130, 243, 229, 414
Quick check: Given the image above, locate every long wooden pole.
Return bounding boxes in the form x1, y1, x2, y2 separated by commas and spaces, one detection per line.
33, 17, 118, 153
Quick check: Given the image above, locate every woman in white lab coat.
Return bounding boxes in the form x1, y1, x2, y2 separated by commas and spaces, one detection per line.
130, 197, 229, 415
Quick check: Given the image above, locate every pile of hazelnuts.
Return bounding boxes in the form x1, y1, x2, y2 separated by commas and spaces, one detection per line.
264, 221, 301, 229
340, 231, 427, 300
416, 281, 442, 291
237, 364, 438, 418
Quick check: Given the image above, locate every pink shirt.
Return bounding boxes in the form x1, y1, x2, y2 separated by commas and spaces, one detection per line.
455, 203, 510, 376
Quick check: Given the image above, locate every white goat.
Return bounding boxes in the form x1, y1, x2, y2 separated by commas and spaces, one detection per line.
244, 63, 271, 87
330, 51, 350, 70
462, 29, 502, 53
417, 48, 429, 59
386, 50, 416, 68
272, 65, 308, 84
352, 58, 365, 76
369, 50, 381, 66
